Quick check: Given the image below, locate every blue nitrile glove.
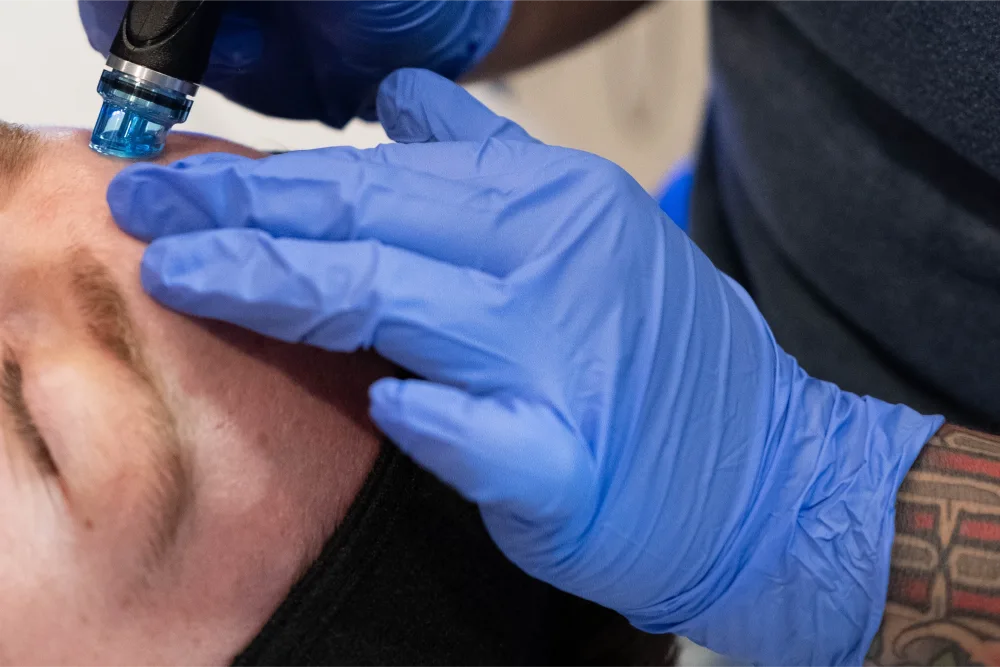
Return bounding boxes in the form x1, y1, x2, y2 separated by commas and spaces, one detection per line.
78, 1, 511, 127
106, 69, 944, 665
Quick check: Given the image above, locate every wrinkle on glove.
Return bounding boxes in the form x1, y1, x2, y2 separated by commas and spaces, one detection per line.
107, 68, 944, 665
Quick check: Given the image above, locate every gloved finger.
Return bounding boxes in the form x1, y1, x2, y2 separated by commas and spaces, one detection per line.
141, 229, 513, 384
195, 2, 385, 127
203, 5, 265, 78
369, 377, 590, 519
110, 143, 548, 276
78, 0, 127, 54
377, 68, 537, 144
111, 149, 489, 242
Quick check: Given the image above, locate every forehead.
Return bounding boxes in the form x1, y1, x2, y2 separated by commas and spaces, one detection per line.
10, 127, 262, 193
0, 132, 120, 308
0, 123, 39, 205
0, 127, 262, 244
0, 128, 263, 313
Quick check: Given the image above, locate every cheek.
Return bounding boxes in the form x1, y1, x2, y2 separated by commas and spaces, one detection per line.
0, 418, 79, 600
0, 575, 151, 665
0, 469, 70, 580
0, 455, 112, 662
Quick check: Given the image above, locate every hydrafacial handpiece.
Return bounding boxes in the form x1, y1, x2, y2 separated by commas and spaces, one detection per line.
89, 1, 222, 159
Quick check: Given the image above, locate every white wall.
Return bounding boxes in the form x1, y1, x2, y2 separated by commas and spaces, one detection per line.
503, 2, 708, 189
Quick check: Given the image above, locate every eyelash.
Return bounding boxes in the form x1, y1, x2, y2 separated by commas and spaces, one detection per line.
1, 356, 58, 476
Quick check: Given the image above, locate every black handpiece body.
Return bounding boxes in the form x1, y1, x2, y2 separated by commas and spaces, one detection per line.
109, 1, 223, 84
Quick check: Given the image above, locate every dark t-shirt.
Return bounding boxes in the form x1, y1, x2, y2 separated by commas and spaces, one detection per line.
693, 1, 1000, 431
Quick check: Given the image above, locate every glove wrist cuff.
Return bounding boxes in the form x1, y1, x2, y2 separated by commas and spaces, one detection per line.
632, 365, 943, 665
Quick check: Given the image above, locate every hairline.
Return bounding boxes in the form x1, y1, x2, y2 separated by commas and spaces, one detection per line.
0, 121, 40, 208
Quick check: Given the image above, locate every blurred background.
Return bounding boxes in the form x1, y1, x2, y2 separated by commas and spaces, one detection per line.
0, 1, 718, 663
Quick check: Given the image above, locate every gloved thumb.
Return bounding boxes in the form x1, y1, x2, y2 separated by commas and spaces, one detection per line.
78, 0, 127, 54
368, 377, 591, 520
376, 68, 537, 144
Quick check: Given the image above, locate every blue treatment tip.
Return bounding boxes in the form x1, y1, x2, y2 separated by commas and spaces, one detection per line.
89, 69, 192, 160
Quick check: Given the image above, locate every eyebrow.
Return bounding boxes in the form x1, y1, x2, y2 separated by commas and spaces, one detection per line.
0, 122, 39, 208
67, 247, 191, 567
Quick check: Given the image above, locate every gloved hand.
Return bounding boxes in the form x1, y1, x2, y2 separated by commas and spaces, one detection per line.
78, 1, 511, 127
106, 69, 943, 665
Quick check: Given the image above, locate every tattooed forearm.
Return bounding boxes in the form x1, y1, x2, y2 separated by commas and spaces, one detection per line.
867, 424, 1000, 666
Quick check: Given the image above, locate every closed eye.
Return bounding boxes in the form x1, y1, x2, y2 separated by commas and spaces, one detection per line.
1, 354, 58, 476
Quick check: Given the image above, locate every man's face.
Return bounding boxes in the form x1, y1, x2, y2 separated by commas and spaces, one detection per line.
0, 125, 391, 664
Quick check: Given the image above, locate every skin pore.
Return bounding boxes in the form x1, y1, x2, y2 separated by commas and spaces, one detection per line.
0, 123, 394, 664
